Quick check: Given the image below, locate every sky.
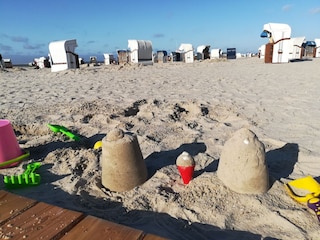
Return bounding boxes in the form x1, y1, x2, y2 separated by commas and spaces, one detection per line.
1, 0, 320, 64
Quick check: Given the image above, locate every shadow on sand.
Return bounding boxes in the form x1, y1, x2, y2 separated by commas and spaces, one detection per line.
0, 175, 275, 240
266, 143, 299, 181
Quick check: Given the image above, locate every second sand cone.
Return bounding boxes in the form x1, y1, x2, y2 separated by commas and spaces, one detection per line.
217, 128, 270, 194
101, 128, 148, 192
176, 151, 195, 184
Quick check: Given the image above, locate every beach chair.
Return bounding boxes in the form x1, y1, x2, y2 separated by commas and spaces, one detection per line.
260, 23, 291, 63
128, 40, 153, 65
48, 39, 79, 72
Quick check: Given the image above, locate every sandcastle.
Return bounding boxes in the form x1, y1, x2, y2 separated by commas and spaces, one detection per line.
217, 128, 270, 194
100, 128, 148, 192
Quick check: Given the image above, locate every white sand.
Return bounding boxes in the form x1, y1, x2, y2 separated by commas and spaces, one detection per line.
0, 58, 320, 239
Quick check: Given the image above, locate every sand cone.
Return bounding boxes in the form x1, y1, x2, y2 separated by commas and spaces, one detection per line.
100, 128, 148, 192
0, 119, 23, 168
217, 128, 270, 194
176, 151, 195, 184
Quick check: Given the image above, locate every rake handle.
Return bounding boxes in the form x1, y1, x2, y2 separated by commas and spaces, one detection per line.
0, 152, 30, 168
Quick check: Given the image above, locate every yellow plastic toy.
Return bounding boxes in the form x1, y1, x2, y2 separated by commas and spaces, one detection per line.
285, 175, 320, 204
93, 141, 102, 149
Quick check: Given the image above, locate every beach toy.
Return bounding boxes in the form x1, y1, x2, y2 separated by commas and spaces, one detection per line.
100, 128, 148, 192
217, 128, 270, 194
307, 197, 320, 222
48, 124, 80, 141
0, 151, 30, 168
176, 151, 195, 184
93, 140, 102, 149
3, 162, 41, 189
284, 175, 320, 203
0, 119, 24, 168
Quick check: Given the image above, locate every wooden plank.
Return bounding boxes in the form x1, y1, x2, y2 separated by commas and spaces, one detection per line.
60, 215, 144, 240
0, 190, 37, 225
0, 191, 168, 240
0, 201, 84, 239
142, 233, 168, 240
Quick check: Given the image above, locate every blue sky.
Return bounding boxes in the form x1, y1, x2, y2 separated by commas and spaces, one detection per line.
1, 0, 320, 64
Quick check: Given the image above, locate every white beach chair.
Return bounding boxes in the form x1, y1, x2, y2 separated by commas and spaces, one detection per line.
48, 39, 79, 72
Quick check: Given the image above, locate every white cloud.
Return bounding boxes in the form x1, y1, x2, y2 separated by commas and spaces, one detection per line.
310, 7, 320, 14
282, 4, 293, 11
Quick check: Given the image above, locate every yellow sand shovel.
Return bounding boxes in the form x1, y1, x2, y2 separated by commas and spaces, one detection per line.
285, 175, 320, 204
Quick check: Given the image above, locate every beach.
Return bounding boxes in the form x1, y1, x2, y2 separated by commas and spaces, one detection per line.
0, 57, 320, 239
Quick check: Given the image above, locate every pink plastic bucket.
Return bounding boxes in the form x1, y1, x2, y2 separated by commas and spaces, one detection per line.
0, 119, 23, 167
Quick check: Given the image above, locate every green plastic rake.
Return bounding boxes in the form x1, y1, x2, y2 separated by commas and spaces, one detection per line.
3, 162, 41, 189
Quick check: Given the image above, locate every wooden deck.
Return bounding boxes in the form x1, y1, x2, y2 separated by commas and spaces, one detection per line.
0, 190, 167, 240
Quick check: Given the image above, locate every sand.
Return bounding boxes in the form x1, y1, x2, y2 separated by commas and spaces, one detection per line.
0, 57, 320, 239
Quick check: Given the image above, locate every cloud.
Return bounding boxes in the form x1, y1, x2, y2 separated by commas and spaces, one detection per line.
0, 33, 9, 38
11, 36, 29, 43
282, 4, 293, 11
1, 34, 29, 43
23, 43, 45, 50
153, 33, 165, 38
310, 7, 320, 14
0, 43, 12, 51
